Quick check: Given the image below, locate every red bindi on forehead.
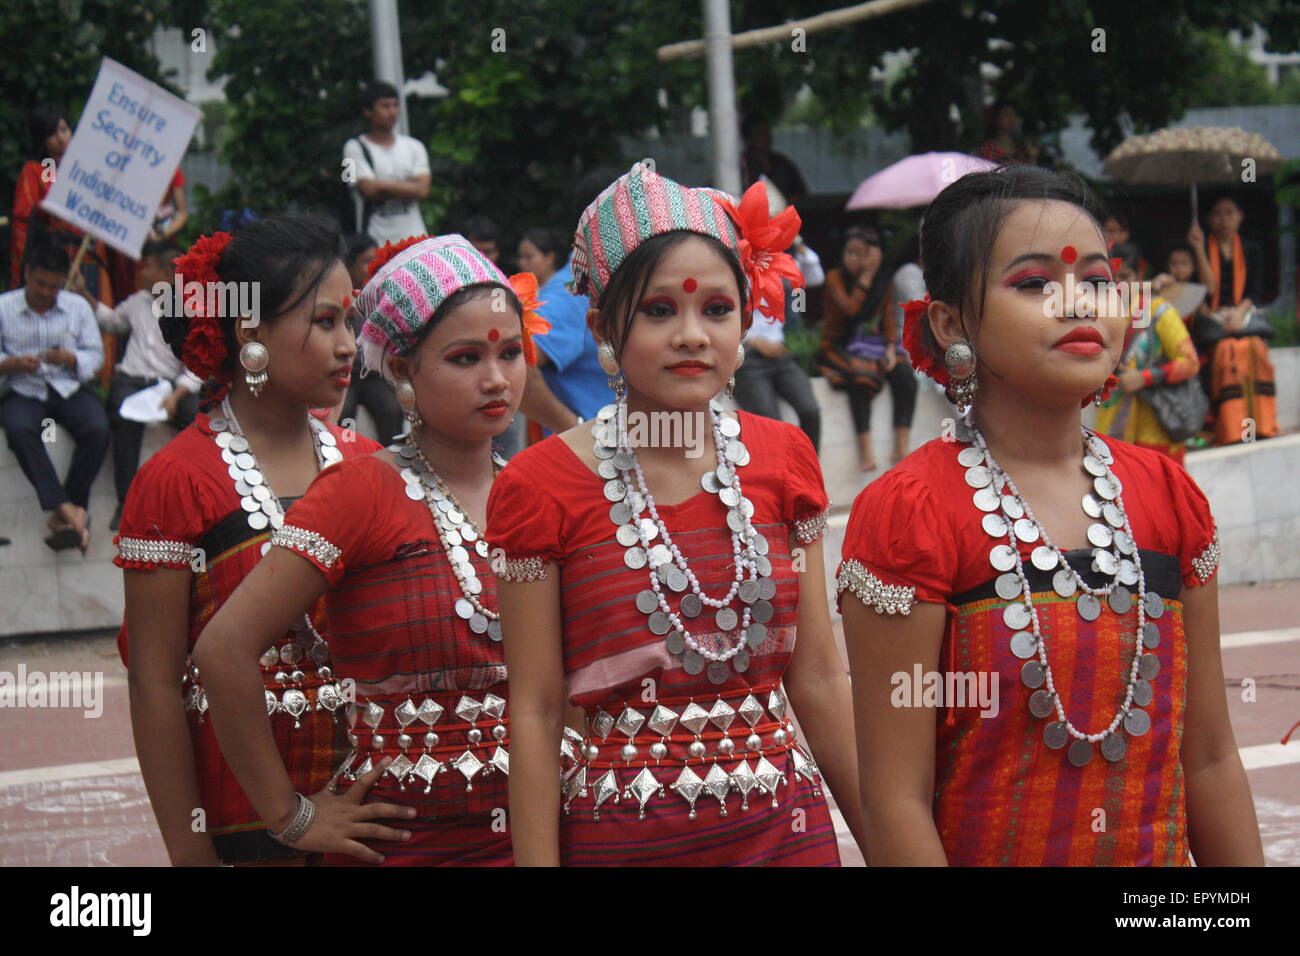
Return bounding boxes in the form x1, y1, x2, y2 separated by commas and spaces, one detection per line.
1060, 245, 1077, 264
487, 328, 500, 342
682, 278, 697, 293
342, 294, 352, 310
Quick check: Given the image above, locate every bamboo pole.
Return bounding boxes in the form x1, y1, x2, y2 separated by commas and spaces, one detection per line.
658, 0, 933, 62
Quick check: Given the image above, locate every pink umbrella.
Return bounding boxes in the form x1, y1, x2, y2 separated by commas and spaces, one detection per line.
846, 152, 1000, 210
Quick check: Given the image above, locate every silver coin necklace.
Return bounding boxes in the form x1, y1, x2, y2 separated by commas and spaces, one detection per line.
207, 395, 340, 723
965, 426, 1162, 767
593, 400, 775, 684
398, 433, 505, 642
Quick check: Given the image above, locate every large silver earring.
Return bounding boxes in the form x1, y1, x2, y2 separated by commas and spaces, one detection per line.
597, 341, 625, 400
735, 344, 746, 370
726, 375, 737, 399
944, 339, 977, 410
395, 379, 422, 428
240, 342, 269, 397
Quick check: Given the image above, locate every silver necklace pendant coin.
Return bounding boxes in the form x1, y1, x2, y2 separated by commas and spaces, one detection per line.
995, 572, 1023, 600
1114, 530, 1134, 555
609, 502, 632, 526
1132, 678, 1154, 707
989, 544, 1018, 572
1000, 495, 1025, 520
598, 459, 619, 480
957, 446, 984, 468
738, 579, 760, 604
1100, 731, 1127, 762
754, 556, 773, 578
1081, 493, 1104, 519
732, 649, 750, 673
1092, 550, 1118, 576
1003, 602, 1031, 631
972, 486, 1000, 512
487, 620, 503, 642
1093, 476, 1117, 501
1021, 659, 1045, 688
1123, 708, 1151, 736
1043, 721, 1069, 750
603, 479, 627, 502
468, 613, 489, 634
1028, 689, 1056, 718
648, 611, 672, 635
1012, 518, 1039, 543
752, 534, 770, 556
455, 598, 475, 620
666, 567, 689, 592
1144, 592, 1165, 619
1138, 653, 1160, 680
1052, 568, 1078, 599
624, 547, 648, 570
1075, 593, 1102, 621
750, 600, 774, 624
1067, 738, 1093, 767
1102, 502, 1124, 529
682, 651, 706, 675
680, 593, 703, 618
666, 632, 686, 655
636, 590, 659, 613
1107, 585, 1133, 615
715, 607, 739, 631
1086, 523, 1113, 548
757, 577, 777, 601
964, 465, 992, 489
1009, 630, 1038, 659
1031, 545, 1058, 572
1141, 622, 1160, 649
1082, 455, 1107, 477
719, 416, 741, 439
617, 524, 641, 547
746, 623, 767, 648
707, 661, 730, 684
983, 513, 1009, 538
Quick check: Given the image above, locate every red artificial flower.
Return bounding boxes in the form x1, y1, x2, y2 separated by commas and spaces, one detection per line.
1084, 373, 1121, 408
367, 234, 432, 281
717, 181, 804, 321
508, 272, 551, 366
900, 295, 948, 387
173, 231, 235, 383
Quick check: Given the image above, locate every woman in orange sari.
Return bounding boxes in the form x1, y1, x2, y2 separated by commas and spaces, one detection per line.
1188, 197, 1277, 445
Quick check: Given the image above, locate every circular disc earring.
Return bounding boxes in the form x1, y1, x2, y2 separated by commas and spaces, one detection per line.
395, 379, 422, 428
240, 342, 269, 398
735, 344, 746, 370
597, 342, 626, 401
944, 339, 978, 409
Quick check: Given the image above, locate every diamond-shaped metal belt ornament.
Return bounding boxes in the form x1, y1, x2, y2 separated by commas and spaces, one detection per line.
591, 769, 620, 820
452, 749, 484, 790
563, 766, 587, 810
386, 754, 415, 789
416, 698, 444, 726
671, 766, 705, 819
790, 747, 821, 795
767, 686, 787, 722
704, 764, 731, 815
708, 698, 737, 732
394, 698, 418, 729
482, 692, 506, 720
647, 704, 679, 737
615, 706, 646, 737
626, 767, 662, 820
754, 756, 784, 807
411, 754, 443, 792
560, 736, 576, 762
356, 756, 374, 778
363, 701, 384, 730
591, 709, 616, 740
737, 694, 764, 727
679, 702, 710, 735
455, 695, 483, 724
730, 760, 759, 810
336, 751, 358, 781
489, 746, 509, 776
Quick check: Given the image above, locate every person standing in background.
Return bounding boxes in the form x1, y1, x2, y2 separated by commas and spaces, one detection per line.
343, 81, 431, 245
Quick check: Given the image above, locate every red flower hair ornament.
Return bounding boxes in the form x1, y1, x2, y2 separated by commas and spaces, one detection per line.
901, 294, 1123, 408
717, 181, 805, 322
507, 272, 551, 366
171, 231, 235, 385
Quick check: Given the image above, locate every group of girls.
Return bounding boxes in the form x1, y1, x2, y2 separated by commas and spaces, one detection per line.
117, 161, 1263, 866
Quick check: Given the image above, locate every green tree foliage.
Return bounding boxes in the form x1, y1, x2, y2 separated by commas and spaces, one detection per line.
0, 0, 176, 238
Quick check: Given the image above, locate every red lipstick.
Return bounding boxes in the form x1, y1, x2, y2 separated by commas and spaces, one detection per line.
1053, 326, 1104, 354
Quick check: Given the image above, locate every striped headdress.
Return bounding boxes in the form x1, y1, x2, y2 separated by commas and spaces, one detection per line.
356, 234, 514, 382
569, 163, 743, 305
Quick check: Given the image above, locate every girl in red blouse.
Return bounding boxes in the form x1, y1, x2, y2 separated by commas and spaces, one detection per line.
194, 235, 549, 865
839, 165, 1262, 866
488, 163, 866, 866
116, 217, 382, 865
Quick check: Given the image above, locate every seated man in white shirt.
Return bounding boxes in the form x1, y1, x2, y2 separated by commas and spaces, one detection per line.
0, 237, 108, 551
72, 240, 200, 529
343, 80, 431, 245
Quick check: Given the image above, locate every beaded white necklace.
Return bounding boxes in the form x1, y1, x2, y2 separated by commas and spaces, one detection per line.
966, 425, 1162, 767
397, 434, 504, 641
595, 400, 775, 685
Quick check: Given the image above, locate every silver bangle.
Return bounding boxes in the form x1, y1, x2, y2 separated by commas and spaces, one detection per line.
267, 792, 315, 846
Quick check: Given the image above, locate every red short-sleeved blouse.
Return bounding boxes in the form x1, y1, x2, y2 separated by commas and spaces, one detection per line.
838, 434, 1220, 866
486, 410, 842, 866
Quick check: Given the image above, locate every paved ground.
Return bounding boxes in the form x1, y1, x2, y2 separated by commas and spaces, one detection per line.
1, 570, 1296, 866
